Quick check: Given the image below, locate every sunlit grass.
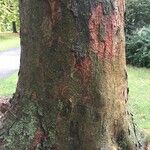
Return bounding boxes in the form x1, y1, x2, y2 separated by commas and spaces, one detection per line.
0, 33, 20, 51
0, 73, 18, 96
128, 66, 150, 129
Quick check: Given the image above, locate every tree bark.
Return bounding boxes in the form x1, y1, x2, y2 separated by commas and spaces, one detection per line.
0, 0, 145, 149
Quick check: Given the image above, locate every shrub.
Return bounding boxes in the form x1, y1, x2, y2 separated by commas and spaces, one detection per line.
126, 0, 150, 34
126, 26, 150, 68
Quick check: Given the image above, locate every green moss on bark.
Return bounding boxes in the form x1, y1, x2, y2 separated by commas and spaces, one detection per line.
1, 99, 38, 149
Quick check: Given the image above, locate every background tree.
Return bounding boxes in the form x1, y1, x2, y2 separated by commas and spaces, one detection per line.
0, 0, 145, 149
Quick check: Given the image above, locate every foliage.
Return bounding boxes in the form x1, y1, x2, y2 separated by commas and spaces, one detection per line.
126, 0, 150, 34
0, 0, 19, 32
126, 0, 150, 67
126, 26, 150, 68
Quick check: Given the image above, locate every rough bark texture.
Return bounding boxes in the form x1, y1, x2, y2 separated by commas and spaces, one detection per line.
0, 0, 145, 149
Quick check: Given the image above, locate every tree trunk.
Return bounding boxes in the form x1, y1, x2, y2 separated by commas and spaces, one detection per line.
0, 0, 145, 149
12, 21, 17, 33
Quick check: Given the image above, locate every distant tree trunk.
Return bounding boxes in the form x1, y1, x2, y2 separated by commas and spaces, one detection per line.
12, 21, 17, 33
0, 0, 145, 149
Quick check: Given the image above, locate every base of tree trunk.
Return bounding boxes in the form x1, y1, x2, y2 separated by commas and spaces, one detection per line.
0, 95, 146, 150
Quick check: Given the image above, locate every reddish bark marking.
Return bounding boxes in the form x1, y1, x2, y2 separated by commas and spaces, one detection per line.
0, 138, 5, 146
31, 92, 37, 101
48, 0, 61, 27
58, 84, 69, 97
82, 95, 92, 105
75, 57, 92, 85
88, 4, 123, 59
51, 144, 60, 150
120, 87, 128, 103
123, 88, 128, 103
43, 0, 61, 47
58, 36, 65, 46
62, 86, 69, 96
29, 127, 45, 149
0, 101, 10, 114
55, 73, 69, 98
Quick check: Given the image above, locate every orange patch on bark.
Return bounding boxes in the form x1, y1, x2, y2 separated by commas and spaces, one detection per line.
48, 0, 61, 27
58, 84, 69, 97
55, 73, 69, 98
51, 144, 60, 150
29, 127, 45, 149
75, 57, 92, 85
88, 4, 121, 59
31, 92, 37, 101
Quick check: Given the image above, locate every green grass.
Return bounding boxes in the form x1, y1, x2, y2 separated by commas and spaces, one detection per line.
0, 66, 149, 129
0, 73, 18, 96
128, 66, 150, 129
0, 33, 20, 51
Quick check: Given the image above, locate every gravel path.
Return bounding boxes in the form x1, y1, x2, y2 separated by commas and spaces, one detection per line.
0, 48, 20, 79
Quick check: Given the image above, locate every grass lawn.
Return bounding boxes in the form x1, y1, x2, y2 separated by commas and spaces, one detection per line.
128, 66, 150, 129
0, 33, 20, 51
0, 73, 18, 96
0, 66, 149, 130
